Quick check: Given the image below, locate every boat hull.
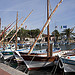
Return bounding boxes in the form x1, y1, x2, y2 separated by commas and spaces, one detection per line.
2, 51, 13, 55
19, 54, 58, 70
26, 60, 54, 70
1, 51, 13, 60
61, 58, 75, 65
14, 49, 61, 63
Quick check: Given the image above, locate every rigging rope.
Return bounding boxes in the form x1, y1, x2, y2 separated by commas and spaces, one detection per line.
49, 0, 52, 13
0, 21, 15, 38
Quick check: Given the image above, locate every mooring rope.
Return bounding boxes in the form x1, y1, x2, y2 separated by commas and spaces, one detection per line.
50, 57, 64, 75
50, 59, 59, 75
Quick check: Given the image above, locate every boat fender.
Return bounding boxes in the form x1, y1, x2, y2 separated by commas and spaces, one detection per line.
0, 53, 3, 58
67, 57, 70, 59
58, 58, 64, 69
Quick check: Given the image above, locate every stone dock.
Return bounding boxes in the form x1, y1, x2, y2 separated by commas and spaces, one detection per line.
0, 63, 28, 75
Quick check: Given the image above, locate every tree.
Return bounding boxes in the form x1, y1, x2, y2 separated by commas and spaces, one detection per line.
17, 28, 26, 41
31, 29, 40, 38
60, 27, 75, 41
6, 28, 40, 41
52, 30, 60, 42
62, 28, 72, 41
8, 29, 16, 38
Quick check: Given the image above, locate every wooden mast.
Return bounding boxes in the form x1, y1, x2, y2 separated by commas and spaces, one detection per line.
15, 11, 18, 50
6, 10, 33, 45
28, 0, 63, 55
0, 18, 1, 40
0, 21, 15, 38
47, 0, 50, 57
0, 17, 23, 42
3, 27, 5, 50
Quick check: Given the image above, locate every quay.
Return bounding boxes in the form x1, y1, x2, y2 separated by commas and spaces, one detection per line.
0, 63, 27, 75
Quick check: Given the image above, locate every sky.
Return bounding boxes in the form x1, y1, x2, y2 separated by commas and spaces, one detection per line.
0, 0, 75, 34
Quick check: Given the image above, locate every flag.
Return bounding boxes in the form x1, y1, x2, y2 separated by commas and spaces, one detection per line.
25, 25, 27, 29
61, 26, 62, 29
55, 26, 57, 28
63, 25, 67, 28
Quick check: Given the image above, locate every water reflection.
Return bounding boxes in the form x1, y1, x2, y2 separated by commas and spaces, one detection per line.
60, 44, 75, 50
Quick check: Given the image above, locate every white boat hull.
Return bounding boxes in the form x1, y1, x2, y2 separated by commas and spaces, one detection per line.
14, 49, 61, 62
61, 57, 75, 65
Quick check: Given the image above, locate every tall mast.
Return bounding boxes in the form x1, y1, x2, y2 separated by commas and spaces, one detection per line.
15, 11, 18, 50
3, 27, 5, 50
0, 18, 1, 40
47, 0, 50, 57
0, 17, 23, 42
0, 18, 1, 31
6, 10, 33, 45
28, 0, 63, 55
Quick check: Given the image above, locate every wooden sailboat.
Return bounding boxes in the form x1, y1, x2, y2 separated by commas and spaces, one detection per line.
0, 16, 23, 42
14, 43, 62, 62
18, 0, 63, 70
1, 10, 32, 60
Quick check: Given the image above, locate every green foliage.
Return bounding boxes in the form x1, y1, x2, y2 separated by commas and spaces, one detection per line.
52, 30, 60, 41
8, 29, 16, 38
31, 29, 40, 38
0, 30, 7, 39
62, 28, 72, 40
7, 28, 40, 41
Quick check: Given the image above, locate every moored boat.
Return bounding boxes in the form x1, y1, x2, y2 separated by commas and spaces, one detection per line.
16, 0, 63, 71
61, 50, 75, 65
19, 53, 60, 70
14, 46, 61, 63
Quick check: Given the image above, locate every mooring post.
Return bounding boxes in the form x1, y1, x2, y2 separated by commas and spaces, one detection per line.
50, 43, 53, 56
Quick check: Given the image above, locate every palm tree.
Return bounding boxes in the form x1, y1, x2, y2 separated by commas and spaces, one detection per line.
63, 28, 70, 40
52, 30, 60, 42
62, 28, 75, 41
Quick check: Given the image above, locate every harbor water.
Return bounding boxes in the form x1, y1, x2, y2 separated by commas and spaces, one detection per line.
60, 44, 75, 50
